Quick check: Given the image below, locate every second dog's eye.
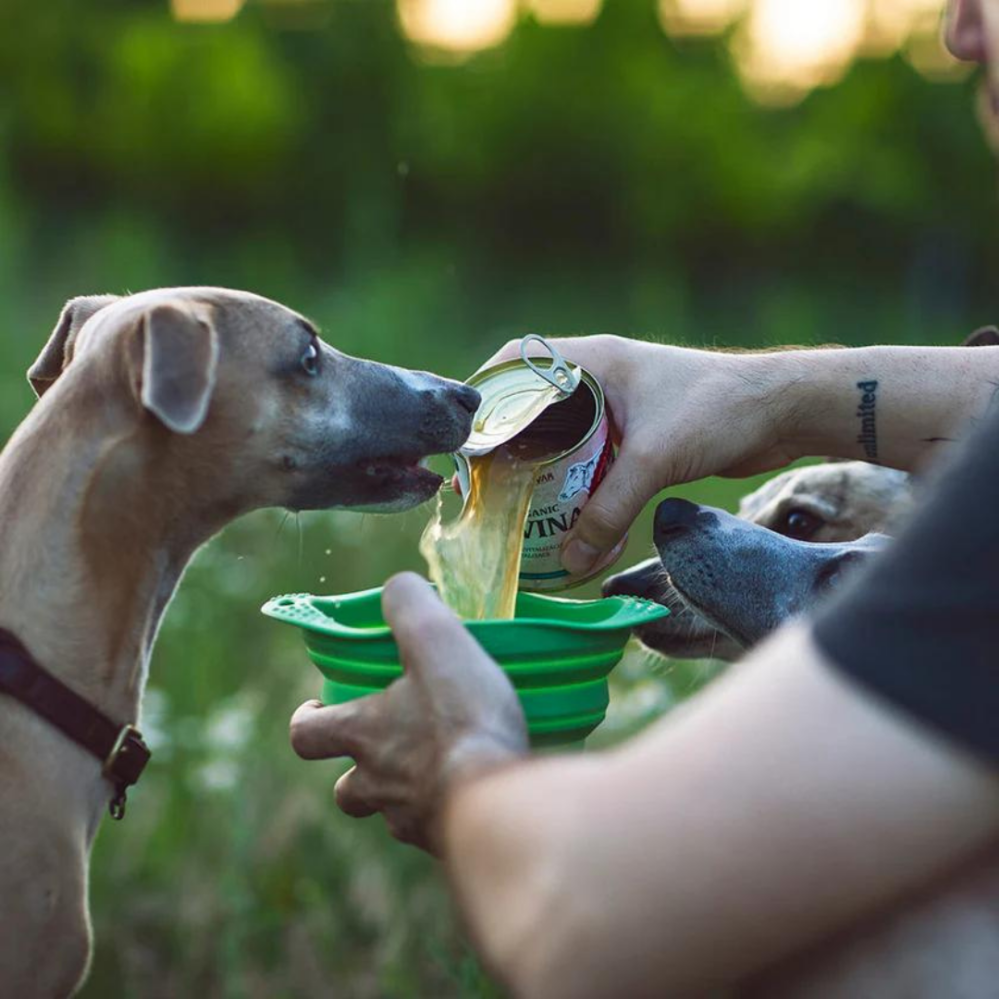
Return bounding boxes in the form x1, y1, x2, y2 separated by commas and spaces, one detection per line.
301, 341, 320, 377
783, 509, 823, 540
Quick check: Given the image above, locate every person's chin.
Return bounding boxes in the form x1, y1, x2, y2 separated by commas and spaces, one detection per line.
976, 80, 999, 157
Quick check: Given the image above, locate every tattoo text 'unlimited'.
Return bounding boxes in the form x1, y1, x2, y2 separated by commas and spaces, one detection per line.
856, 380, 878, 461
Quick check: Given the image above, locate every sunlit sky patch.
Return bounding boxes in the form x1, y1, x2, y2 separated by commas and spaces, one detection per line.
172, 0, 245, 23
527, 0, 604, 26
658, 0, 747, 38
398, 0, 518, 55
733, 0, 869, 104
171, 0, 964, 105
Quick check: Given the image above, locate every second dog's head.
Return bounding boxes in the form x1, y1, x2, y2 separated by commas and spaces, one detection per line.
25, 288, 479, 517
603, 462, 911, 660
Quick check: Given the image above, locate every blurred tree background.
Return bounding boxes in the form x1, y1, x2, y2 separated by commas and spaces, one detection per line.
0, 0, 995, 996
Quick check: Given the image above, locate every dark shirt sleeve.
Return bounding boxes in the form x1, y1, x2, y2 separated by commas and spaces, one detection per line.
812, 400, 999, 765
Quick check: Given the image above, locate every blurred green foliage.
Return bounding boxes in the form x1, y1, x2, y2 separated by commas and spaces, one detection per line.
0, 0, 995, 996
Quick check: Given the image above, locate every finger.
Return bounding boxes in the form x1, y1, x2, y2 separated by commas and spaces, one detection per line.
560, 444, 657, 576
289, 698, 379, 760
474, 338, 524, 374
381, 571, 452, 625
385, 809, 437, 855
382, 572, 467, 672
381, 572, 484, 679
381, 570, 458, 636
476, 335, 598, 377
334, 766, 379, 818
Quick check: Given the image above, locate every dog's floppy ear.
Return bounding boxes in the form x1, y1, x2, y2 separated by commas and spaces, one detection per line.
27, 295, 120, 398
139, 303, 219, 435
962, 326, 999, 347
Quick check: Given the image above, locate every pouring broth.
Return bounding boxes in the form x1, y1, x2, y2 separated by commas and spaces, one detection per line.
420, 447, 539, 621
421, 384, 604, 620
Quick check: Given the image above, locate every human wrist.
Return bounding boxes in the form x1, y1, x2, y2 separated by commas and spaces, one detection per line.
444, 726, 529, 787
733, 347, 847, 463
702, 348, 810, 465
431, 726, 529, 853
735, 344, 991, 468
585, 333, 653, 398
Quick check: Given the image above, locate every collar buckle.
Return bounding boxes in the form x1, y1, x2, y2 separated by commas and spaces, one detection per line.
103, 725, 151, 819
0, 627, 151, 822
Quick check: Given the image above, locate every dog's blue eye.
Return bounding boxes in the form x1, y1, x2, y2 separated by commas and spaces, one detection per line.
301, 342, 319, 377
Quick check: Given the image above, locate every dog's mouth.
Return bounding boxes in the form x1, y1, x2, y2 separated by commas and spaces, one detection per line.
662, 573, 750, 650
359, 454, 443, 489
285, 453, 448, 513
348, 453, 446, 513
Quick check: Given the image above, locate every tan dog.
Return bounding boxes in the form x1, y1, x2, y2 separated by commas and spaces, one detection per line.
0, 288, 478, 997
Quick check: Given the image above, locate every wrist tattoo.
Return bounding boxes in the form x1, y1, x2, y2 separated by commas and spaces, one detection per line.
855, 380, 878, 461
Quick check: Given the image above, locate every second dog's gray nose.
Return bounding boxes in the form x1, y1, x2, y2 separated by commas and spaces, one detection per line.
654, 498, 699, 540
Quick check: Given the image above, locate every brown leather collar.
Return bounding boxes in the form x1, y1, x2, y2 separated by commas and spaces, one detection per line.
0, 627, 150, 820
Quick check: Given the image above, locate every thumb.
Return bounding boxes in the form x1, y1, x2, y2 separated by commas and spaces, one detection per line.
561, 445, 655, 576
381, 572, 474, 679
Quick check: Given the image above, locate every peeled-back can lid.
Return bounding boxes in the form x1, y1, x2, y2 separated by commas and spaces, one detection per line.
461, 335, 580, 457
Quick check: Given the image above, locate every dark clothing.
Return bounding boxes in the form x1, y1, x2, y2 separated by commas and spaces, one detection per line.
813, 400, 999, 764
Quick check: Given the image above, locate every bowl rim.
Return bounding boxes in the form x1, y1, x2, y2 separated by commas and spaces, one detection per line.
261, 586, 669, 639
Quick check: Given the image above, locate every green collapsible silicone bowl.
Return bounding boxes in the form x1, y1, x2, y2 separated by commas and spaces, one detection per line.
262, 588, 669, 749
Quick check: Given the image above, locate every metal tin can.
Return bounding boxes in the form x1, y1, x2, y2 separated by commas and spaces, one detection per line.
456, 336, 625, 591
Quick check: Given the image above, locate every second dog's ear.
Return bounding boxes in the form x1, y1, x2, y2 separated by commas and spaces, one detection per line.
27, 295, 120, 398
139, 303, 219, 435
962, 326, 999, 347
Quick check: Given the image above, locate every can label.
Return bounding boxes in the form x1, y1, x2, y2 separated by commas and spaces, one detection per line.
460, 346, 627, 593
519, 428, 620, 590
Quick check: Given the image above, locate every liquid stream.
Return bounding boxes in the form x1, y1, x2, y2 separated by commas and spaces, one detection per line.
420, 447, 540, 620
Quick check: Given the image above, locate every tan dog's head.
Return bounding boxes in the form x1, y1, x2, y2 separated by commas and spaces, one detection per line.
735, 461, 913, 542
26, 287, 479, 515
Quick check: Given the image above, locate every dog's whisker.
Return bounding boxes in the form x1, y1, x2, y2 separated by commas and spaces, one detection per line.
275, 510, 292, 541
670, 603, 691, 624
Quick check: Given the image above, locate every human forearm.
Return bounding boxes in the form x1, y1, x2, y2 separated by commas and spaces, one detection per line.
442, 755, 605, 997
746, 344, 999, 472
442, 625, 999, 998
477, 337, 999, 575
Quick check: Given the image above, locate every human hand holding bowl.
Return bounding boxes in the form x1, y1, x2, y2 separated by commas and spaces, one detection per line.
289, 572, 529, 853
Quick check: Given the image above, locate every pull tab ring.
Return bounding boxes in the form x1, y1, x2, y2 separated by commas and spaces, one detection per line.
520, 334, 579, 397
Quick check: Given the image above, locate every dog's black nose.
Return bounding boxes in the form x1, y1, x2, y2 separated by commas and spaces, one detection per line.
453, 384, 481, 414
654, 497, 700, 541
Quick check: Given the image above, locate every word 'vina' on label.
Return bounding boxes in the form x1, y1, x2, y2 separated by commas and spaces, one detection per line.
524, 505, 582, 539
